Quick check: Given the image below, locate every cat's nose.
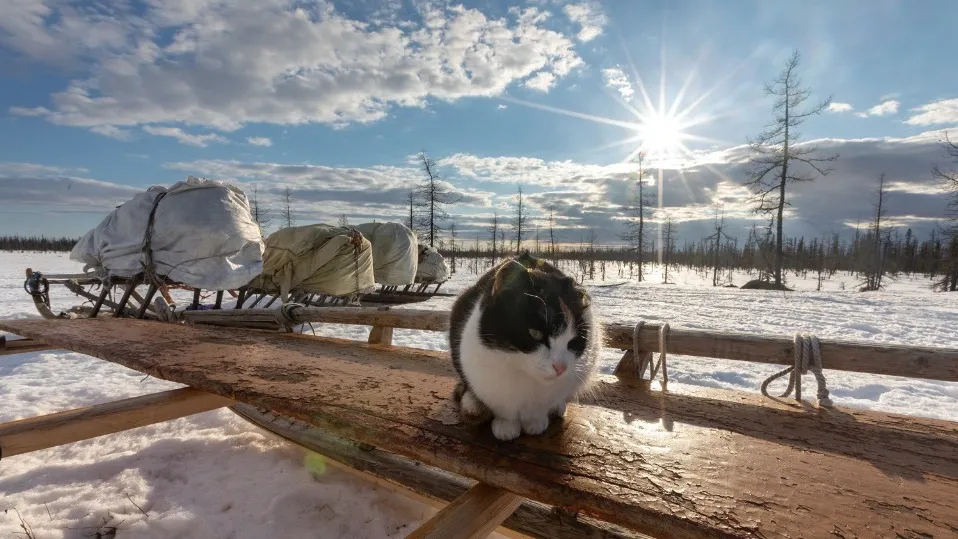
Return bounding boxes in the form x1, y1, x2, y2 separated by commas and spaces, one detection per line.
552, 362, 567, 376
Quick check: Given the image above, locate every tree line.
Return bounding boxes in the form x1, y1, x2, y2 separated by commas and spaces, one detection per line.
0, 235, 79, 252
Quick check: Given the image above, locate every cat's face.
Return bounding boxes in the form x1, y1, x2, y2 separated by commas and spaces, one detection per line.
479, 259, 592, 382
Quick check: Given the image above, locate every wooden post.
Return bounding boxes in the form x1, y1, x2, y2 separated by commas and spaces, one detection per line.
0, 388, 234, 458
368, 306, 394, 346
406, 483, 523, 539
113, 279, 139, 318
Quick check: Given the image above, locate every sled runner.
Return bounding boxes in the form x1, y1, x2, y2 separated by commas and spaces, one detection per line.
2, 307, 956, 539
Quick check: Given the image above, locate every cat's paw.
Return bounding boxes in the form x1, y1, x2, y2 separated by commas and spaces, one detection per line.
521, 414, 550, 435
549, 402, 567, 419
491, 418, 522, 441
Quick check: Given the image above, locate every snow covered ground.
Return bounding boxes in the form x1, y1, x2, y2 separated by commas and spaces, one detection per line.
2, 251, 957, 538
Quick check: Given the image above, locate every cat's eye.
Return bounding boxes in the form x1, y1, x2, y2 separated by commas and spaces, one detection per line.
529, 328, 544, 340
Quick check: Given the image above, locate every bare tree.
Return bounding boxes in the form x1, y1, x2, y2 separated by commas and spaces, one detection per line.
933, 133, 958, 291
337, 213, 349, 227
547, 204, 558, 264
742, 49, 838, 289
417, 151, 461, 247
620, 152, 655, 282
661, 214, 678, 284
449, 219, 458, 274
862, 173, 890, 291
703, 208, 734, 287
406, 189, 418, 235
280, 187, 295, 229
512, 184, 529, 254
534, 224, 540, 255
250, 186, 272, 232
488, 212, 501, 266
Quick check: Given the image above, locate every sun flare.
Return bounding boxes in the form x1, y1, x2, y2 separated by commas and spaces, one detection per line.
636, 112, 687, 158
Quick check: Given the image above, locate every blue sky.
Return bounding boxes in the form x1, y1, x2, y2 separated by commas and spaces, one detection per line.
1, 0, 956, 244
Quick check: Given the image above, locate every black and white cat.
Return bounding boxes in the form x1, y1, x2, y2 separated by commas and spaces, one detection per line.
449, 252, 601, 441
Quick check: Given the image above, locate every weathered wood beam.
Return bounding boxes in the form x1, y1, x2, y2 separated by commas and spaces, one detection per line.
0, 388, 234, 458
4, 319, 955, 538
183, 307, 958, 382
406, 483, 523, 539
230, 404, 646, 539
0, 336, 54, 356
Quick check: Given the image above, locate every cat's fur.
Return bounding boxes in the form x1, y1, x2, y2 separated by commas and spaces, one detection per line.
449, 252, 601, 441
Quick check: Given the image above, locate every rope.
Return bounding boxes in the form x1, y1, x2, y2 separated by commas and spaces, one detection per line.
761, 333, 833, 407
632, 321, 669, 383
273, 302, 305, 332
139, 191, 169, 288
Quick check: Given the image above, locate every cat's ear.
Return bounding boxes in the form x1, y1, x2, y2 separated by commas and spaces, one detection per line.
561, 276, 591, 308
493, 260, 528, 296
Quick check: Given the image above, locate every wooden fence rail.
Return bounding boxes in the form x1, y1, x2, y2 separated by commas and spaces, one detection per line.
181, 306, 958, 382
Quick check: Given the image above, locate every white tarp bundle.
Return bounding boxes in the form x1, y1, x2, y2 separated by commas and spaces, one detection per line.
70, 176, 265, 290
415, 244, 450, 283
252, 224, 375, 300
352, 222, 418, 286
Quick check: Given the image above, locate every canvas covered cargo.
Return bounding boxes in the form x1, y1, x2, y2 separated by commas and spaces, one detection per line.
352, 222, 418, 286
70, 176, 265, 291
415, 244, 449, 283
251, 224, 375, 300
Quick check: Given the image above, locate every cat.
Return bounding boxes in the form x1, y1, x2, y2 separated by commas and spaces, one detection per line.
448, 252, 601, 441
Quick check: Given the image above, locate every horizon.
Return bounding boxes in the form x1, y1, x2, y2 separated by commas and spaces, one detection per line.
1, 0, 956, 246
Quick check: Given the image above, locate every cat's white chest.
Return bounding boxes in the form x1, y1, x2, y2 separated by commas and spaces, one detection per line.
458, 301, 580, 421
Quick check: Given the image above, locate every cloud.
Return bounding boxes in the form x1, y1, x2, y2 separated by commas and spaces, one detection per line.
163, 158, 492, 227
6, 1, 585, 135
496, 104, 508, 110
524, 71, 557, 92
904, 98, 958, 126
563, 3, 608, 42
142, 126, 229, 147
246, 136, 272, 147
854, 99, 900, 118
0, 165, 141, 212
601, 67, 634, 101
827, 102, 853, 113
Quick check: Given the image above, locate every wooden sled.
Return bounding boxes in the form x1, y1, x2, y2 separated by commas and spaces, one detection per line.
2, 309, 957, 538
23, 267, 451, 323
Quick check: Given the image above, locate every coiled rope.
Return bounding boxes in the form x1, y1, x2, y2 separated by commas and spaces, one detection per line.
761, 333, 833, 407
633, 321, 670, 383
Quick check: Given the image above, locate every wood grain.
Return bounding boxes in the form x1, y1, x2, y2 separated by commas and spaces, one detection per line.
2, 318, 957, 539
231, 403, 646, 539
406, 483, 523, 539
182, 307, 958, 381
0, 387, 234, 457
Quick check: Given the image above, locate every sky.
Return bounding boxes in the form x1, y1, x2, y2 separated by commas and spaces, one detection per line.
1, 0, 957, 246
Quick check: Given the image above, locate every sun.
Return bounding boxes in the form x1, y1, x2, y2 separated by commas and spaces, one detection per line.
636, 112, 687, 158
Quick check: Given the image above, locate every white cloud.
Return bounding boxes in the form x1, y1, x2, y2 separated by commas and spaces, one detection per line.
904, 98, 958, 126
855, 99, 900, 118
143, 126, 229, 147
827, 102, 853, 113
563, 3, 608, 42
246, 137, 272, 147
497, 104, 508, 110
6, 1, 584, 135
524, 71, 557, 92
601, 67, 634, 101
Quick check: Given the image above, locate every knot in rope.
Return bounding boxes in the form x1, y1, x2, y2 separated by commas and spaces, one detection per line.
273, 302, 305, 332
761, 332, 833, 407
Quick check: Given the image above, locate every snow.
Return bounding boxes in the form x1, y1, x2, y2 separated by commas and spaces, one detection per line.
2, 251, 957, 537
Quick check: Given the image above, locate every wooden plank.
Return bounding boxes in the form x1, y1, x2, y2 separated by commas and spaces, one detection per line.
182, 307, 958, 381
0, 336, 54, 356
1, 319, 956, 539
406, 483, 523, 539
231, 403, 644, 539
0, 387, 234, 458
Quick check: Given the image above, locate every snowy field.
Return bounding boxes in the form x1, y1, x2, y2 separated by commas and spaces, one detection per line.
2, 251, 957, 538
